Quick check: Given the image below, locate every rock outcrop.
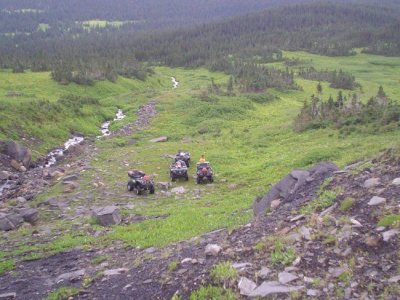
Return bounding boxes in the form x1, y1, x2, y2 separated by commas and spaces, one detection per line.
253, 161, 339, 216
0, 140, 32, 167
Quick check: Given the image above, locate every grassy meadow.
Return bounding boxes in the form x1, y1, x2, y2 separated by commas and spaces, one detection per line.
1, 51, 400, 263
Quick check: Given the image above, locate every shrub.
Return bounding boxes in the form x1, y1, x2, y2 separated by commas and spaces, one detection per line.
270, 240, 296, 266
210, 261, 237, 284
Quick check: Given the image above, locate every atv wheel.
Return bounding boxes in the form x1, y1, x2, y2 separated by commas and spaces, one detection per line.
127, 181, 134, 191
185, 174, 189, 181
149, 185, 155, 194
196, 177, 201, 184
209, 177, 214, 183
134, 188, 142, 195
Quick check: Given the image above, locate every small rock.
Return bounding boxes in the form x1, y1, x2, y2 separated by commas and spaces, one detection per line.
388, 275, 400, 283
205, 244, 222, 256
103, 268, 129, 276
391, 178, 400, 186
284, 267, 299, 273
292, 256, 301, 266
290, 215, 305, 222
364, 235, 382, 247
232, 262, 252, 270
181, 258, 192, 264
123, 284, 132, 291
345, 287, 352, 299
258, 267, 271, 279
0, 292, 17, 299
0, 171, 11, 180
177, 269, 187, 275
156, 182, 170, 191
238, 277, 257, 296
92, 206, 121, 226
10, 160, 24, 172
300, 226, 312, 241
329, 267, 347, 278
307, 289, 321, 297
350, 218, 362, 227
56, 269, 85, 283
303, 277, 314, 283
144, 247, 157, 254
63, 181, 79, 193
382, 229, 399, 242
270, 199, 281, 210
367, 196, 386, 206
18, 208, 39, 224
278, 272, 299, 284
62, 174, 79, 182
171, 186, 186, 194
249, 281, 304, 297
143, 279, 153, 284
16, 197, 26, 205
364, 178, 381, 188
150, 136, 168, 143
376, 226, 386, 232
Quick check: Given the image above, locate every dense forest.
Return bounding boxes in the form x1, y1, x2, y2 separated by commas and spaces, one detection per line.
1, 1, 400, 85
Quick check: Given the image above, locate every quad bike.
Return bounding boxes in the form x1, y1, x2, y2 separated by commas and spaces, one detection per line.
170, 160, 189, 181
127, 171, 155, 195
196, 162, 214, 184
175, 151, 191, 167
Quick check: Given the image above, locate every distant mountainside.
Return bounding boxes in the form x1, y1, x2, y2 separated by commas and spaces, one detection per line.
1, 1, 400, 75
0, 0, 314, 33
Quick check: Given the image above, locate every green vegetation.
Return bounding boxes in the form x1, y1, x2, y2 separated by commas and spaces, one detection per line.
190, 285, 237, 300
0, 259, 15, 275
339, 197, 355, 212
46, 287, 79, 300
377, 214, 400, 227
91, 255, 109, 265
168, 260, 179, 272
210, 262, 237, 284
270, 240, 296, 266
300, 190, 338, 215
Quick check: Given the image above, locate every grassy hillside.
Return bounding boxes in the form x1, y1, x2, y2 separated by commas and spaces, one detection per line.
1, 51, 399, 266
0, 68, 172, 154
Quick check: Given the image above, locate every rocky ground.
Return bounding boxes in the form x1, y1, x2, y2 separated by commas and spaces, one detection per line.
1, 100, 399, 299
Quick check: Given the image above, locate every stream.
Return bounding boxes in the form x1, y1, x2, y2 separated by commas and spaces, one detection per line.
0, 109, 126, 198
171, 77, 179, 89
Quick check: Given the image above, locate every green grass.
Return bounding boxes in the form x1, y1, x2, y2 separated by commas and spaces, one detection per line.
0, 259, 15, 275
270, 240, 296, 266
339, 197, 355, 212
300, 190, 338, 215
210, 262, 237, 284
46, 287, 79, 300
377, 214, 400, 227
190, 285, 237, 300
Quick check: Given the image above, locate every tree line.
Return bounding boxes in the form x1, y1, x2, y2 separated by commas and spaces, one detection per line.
294, 86, 400, 135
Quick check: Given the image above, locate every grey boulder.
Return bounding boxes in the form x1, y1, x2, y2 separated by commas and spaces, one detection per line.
92, 206, 121, 226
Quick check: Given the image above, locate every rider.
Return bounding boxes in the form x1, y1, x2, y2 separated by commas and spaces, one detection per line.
128, 169, 145, 178
199, 154, 206, 163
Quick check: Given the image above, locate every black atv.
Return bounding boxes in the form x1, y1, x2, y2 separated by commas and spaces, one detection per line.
175, 151, 191, 167
196, 162, 214, 184
170, 160, 189, 181
127, 172, 155, 195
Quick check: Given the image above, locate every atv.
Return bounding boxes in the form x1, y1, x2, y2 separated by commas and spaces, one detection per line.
170, 160, 189, 181
196, 162, 214, 184
175, 151, 191, 167
127, 171, 155, 195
